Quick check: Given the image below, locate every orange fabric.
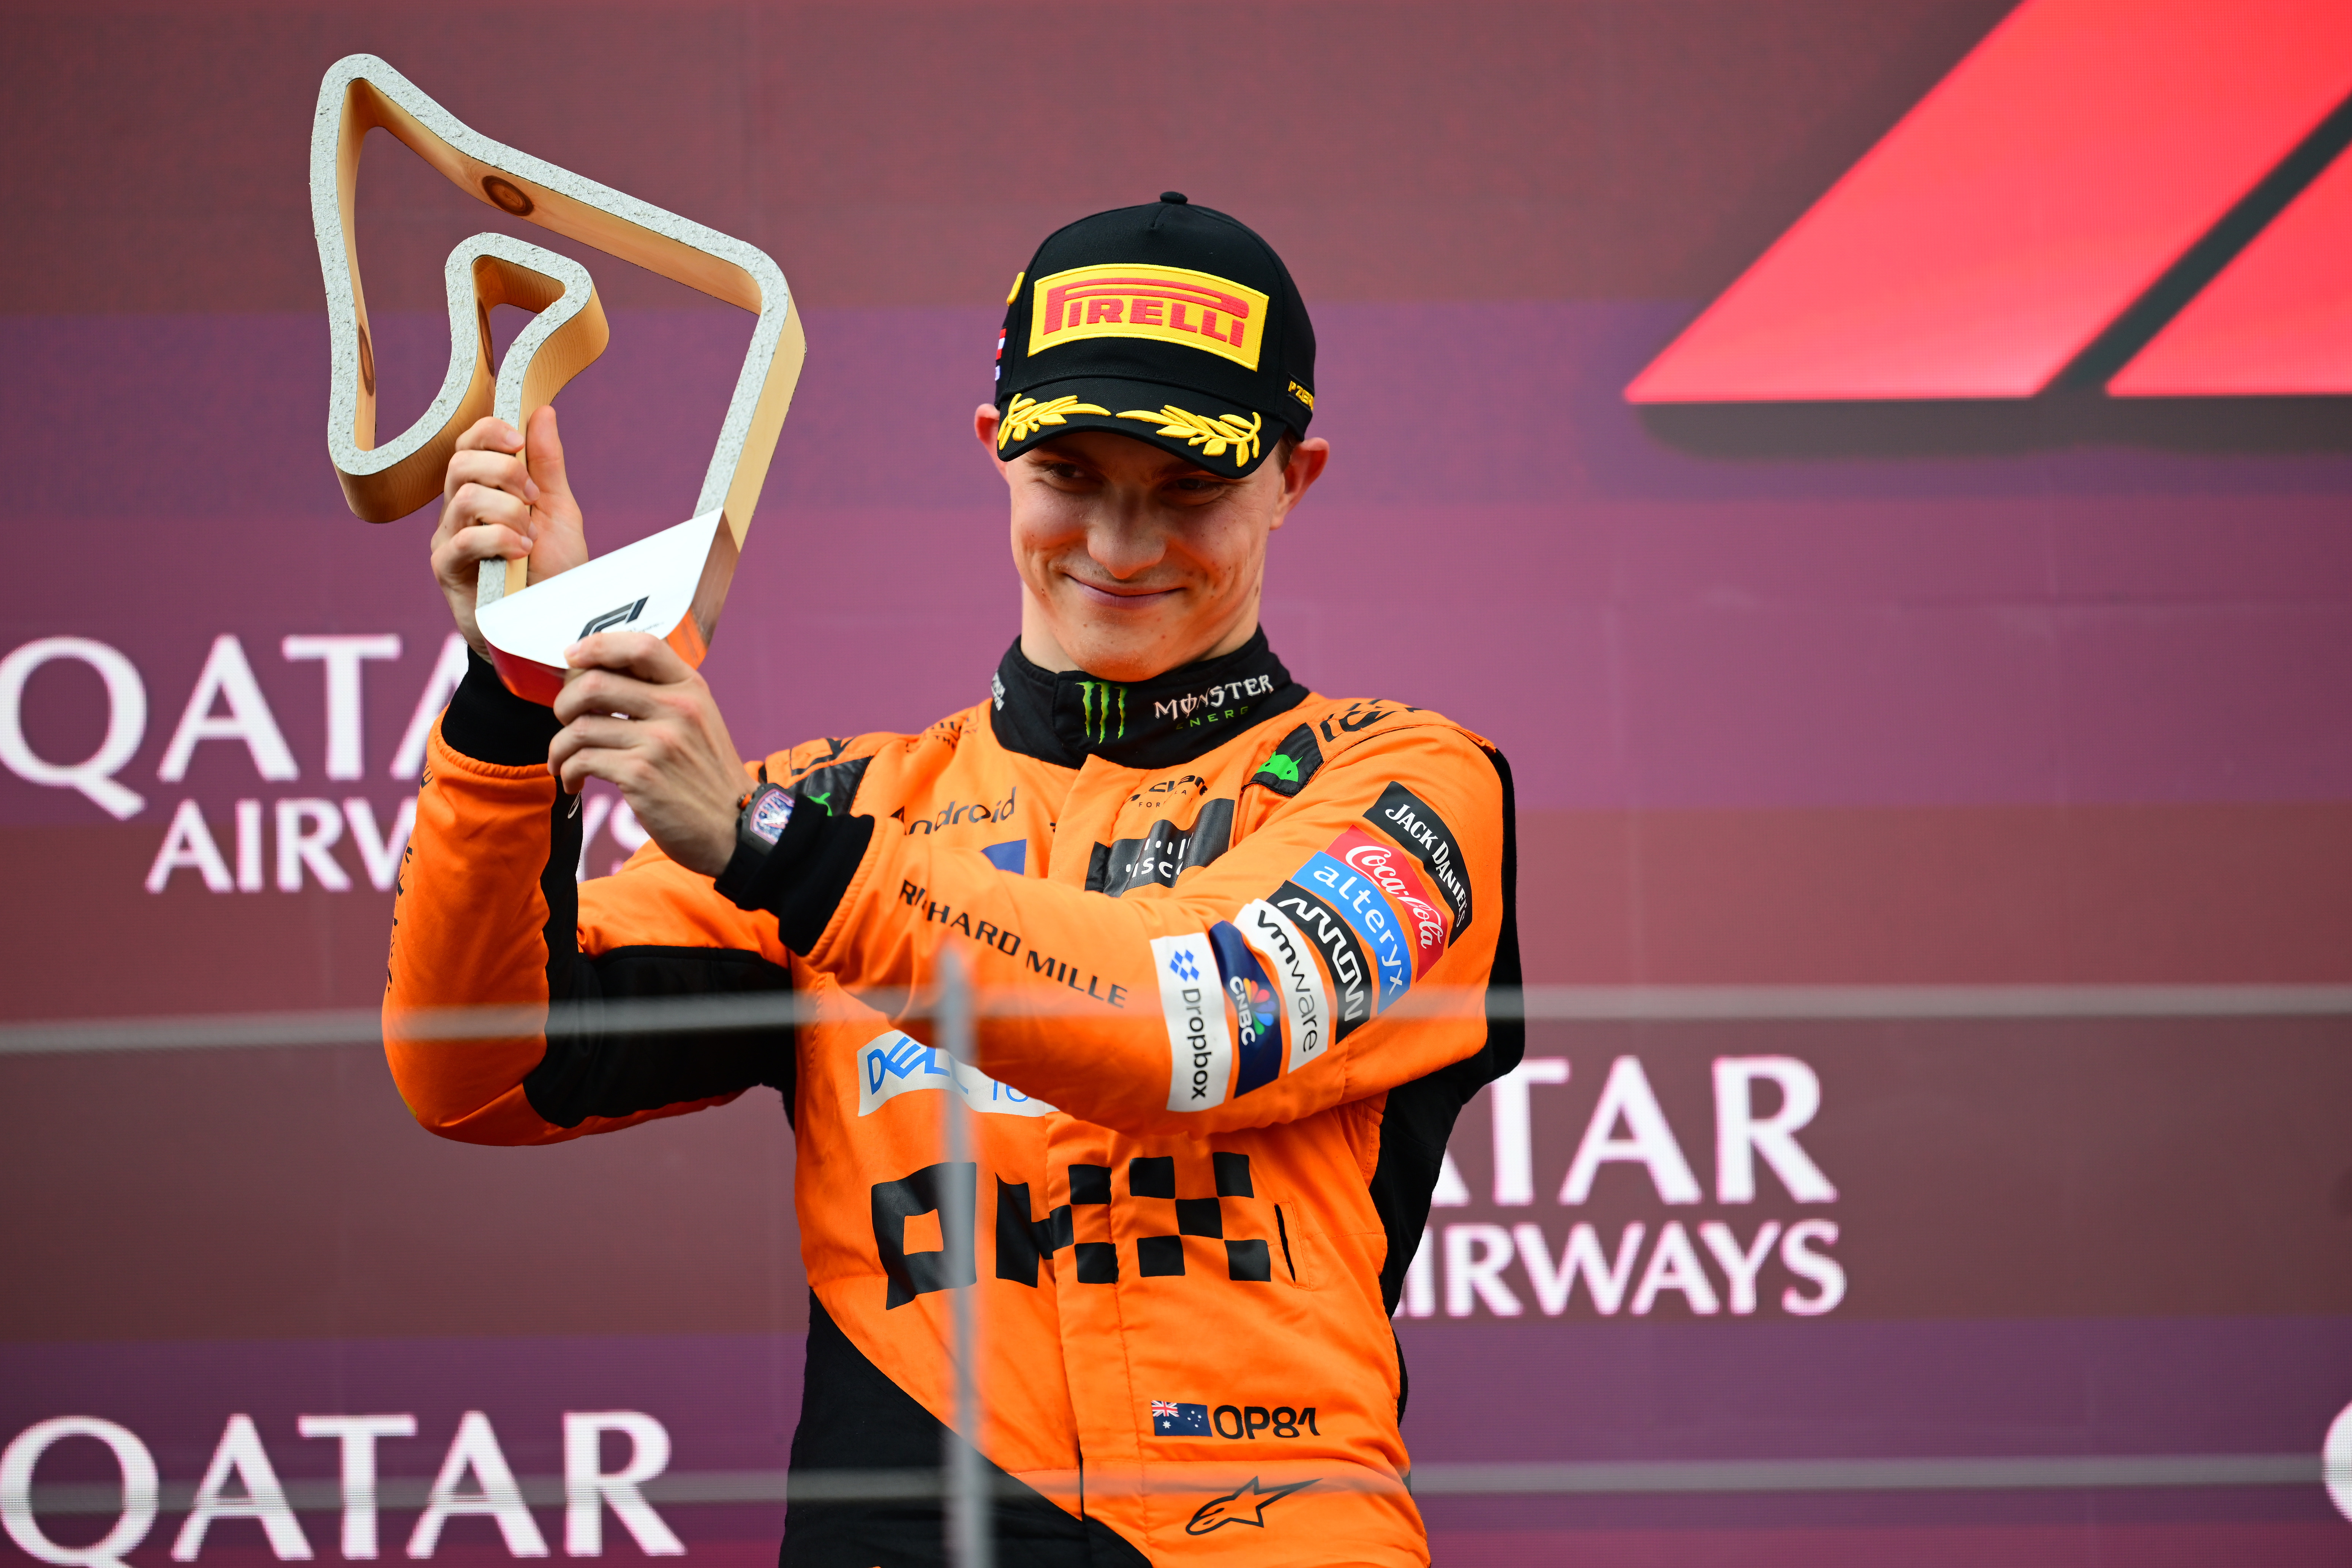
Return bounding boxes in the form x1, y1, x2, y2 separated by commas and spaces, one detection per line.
385, 693, 1510, 1565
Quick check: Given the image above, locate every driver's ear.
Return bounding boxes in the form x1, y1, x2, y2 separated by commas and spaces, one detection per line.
1269, 436, 1330, 528
974, 402, 1009, 474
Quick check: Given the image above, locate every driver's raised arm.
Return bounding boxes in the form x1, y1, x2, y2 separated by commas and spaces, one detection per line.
383, 409, 791, 1147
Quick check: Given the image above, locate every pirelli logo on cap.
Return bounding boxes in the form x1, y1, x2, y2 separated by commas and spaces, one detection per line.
1029, 263, 1271, 371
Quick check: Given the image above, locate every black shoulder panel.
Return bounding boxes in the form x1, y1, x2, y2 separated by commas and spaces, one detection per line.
526, 945, 794, 1130
1248, 723, 1324, 797
792, 755, 874, 818
1364, 745, 1524, 1419
784, 1294, 1150, 1567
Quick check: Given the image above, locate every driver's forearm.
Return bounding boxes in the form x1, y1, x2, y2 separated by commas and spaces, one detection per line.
384, 656, 795, 1146
382, 657, 577, 1142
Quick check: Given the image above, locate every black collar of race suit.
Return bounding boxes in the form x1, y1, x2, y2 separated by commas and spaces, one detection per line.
988, 630, 1308, 770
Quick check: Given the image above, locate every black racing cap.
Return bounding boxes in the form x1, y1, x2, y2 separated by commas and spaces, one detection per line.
991, 192, 1315, 479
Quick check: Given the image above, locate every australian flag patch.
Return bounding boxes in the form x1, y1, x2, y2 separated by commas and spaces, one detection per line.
1150, 1400, 1211, 1437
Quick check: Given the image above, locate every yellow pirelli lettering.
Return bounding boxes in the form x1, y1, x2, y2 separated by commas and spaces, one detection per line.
1027, 262, 1272, 371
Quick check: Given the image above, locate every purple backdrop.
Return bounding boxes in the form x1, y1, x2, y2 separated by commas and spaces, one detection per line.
3, 3, 2349, 1564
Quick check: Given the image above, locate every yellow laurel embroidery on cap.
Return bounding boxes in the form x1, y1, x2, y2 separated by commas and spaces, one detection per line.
997, 393, 1110, 449
1005, 271, 1025, 305
1287, 381, 1315, 409
1116, 406, 1263, 467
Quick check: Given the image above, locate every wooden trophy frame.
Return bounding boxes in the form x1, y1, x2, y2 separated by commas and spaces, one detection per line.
311, 53, 804, 703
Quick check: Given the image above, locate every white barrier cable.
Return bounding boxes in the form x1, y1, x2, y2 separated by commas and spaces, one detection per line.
5, 985, 2351, 1057
15, 1451, 2336, 1515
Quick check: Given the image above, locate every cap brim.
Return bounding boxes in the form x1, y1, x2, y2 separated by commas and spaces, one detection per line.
994, 376, 1288, 477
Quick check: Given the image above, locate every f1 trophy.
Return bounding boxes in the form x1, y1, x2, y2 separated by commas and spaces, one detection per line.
310, 54, 802, 703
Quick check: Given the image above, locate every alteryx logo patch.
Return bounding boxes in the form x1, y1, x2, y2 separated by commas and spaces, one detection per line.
856, 1030, 1054, 1119
1029, 262, 1271, 371
1152, 933, 1233, 1112
1298, 852, 1411, 1011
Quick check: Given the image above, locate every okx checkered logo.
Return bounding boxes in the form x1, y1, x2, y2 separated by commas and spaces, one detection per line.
1132, 1150, 1273, 1281
994, 1152, 1280, 1290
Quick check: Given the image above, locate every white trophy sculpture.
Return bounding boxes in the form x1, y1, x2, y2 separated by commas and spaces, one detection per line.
311, 54, 803, 703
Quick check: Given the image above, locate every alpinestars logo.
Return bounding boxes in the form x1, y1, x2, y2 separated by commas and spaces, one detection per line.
1077, 680, 1127, 742
1629, 0, 2352, 401
1185, 1476, 1317, 1535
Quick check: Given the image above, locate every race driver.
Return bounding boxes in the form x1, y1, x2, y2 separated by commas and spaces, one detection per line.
384, 193, 1523, 1567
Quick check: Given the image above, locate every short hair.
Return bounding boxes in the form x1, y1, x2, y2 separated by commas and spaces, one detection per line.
1272, 429, 1300, 472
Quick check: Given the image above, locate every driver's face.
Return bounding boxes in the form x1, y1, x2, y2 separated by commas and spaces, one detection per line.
978, 411, 1326, 683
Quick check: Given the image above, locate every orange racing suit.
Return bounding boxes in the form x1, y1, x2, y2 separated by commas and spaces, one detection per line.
383, 632, 1521, 1567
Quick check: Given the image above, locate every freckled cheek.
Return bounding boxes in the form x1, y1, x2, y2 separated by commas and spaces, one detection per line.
1182, 518, 1261, 601
1010, 498, 1084, 576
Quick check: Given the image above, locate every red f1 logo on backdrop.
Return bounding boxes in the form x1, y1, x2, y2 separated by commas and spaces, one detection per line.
1628, 0, 2352, 402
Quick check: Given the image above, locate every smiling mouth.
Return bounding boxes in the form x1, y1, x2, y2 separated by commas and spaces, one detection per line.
1065, 575, 1179, 603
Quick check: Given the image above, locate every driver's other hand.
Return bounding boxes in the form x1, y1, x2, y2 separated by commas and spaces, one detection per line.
548, 631, 749, 879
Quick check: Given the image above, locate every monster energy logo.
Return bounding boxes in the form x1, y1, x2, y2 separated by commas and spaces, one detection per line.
1077, 681, 1128, 742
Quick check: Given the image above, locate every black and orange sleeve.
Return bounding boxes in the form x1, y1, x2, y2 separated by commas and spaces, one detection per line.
382, 654, 794, 1145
